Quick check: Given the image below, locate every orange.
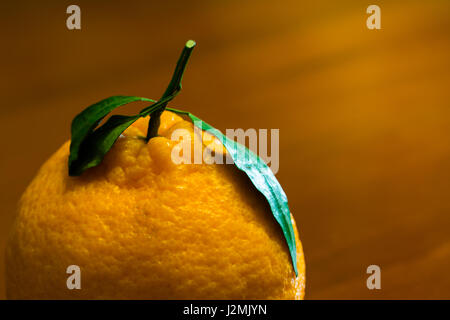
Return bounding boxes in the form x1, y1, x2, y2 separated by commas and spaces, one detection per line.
5, 111, 305, 299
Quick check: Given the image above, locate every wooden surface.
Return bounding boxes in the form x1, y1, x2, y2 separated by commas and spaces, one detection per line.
1, 0, 450, 299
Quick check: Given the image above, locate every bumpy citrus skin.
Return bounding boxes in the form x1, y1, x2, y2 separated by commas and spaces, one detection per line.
6, 111, 305, 299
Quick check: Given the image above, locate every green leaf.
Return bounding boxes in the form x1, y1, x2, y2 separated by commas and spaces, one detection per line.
69, 114, 141, 176
68, 98, 174, 176
69, 96, 155, 172
68, 40, 196, 176
68, 94, 189, 176
167, 107, 298, 276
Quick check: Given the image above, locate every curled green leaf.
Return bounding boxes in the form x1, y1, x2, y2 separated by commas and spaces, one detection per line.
68, 98, 178, 176
68, 40, 195, 176
167, 107, 298, 276
69, 114, 141, 176
69, 96, 155, 173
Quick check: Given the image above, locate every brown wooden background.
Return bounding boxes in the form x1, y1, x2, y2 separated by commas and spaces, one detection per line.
1, 0, 450, 299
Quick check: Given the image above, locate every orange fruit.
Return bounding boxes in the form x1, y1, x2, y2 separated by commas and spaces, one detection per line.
5, 111, 305, 299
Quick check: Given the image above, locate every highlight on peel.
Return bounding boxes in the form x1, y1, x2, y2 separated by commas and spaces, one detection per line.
5, 112, 306, 300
